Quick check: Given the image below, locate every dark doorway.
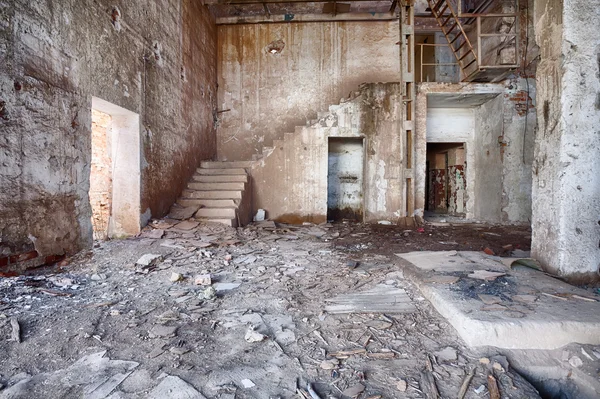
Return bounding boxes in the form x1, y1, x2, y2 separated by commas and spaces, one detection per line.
425, 142, 466, 216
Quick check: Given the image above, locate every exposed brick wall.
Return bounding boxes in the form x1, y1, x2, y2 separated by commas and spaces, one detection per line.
90, 110, 112, 240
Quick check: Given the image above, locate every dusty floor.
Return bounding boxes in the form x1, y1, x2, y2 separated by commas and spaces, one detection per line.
0, 220, 573, 398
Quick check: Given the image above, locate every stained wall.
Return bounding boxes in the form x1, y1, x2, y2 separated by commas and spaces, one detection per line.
0, 0, 217, 270
217, 21, 400, 161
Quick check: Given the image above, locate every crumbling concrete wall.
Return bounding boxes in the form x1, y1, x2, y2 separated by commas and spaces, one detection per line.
416, 82, 535, 224
216, 21, 400, 161
531, 0, 600, 281
473, 95, 504, 222
249, 83, 404, 224
0, 0, 217, 270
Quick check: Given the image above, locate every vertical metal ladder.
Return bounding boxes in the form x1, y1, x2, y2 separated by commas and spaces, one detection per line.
427, 0, 479, 81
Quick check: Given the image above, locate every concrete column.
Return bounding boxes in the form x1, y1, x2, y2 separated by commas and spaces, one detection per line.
531, 0, 600, 282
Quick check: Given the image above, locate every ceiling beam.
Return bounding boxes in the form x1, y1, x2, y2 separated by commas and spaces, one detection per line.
216, 12, 398, 24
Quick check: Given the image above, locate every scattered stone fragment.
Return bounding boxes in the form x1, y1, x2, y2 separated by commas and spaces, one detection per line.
174, 220, 200, 231
141, 229, 165, 239
241, 378, 255, 388
136, 254, 163, 267
568, 356, 583, 368
492, 362, 505, 372
149, 325, 178, 338
10, 316, 20, 343
254, 209, 266, 222
474, 384, 486, 394
245, 327, 267, 343
366, 320, 393, 330
320, 359, 339, 370
194, 274, 212, 286
213, 282, 241, 292
169, 346, 190, 355
434, 346, 458, 362
483, 247, 495, 255
396, 379, 407, 392
478, 294, 502, 305
512, 294, 538, 303
148, 375, 206, 398
480, 357, 490, 365
342, 384, 365, 397
203, 286, 217, 300
170, 272, 184, 282
168, 205, 200, 220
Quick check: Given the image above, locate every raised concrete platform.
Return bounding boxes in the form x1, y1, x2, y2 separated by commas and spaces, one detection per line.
397, 251, 600, 350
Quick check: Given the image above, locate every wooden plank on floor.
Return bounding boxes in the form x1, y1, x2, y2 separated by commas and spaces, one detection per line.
324, 285, 416, 314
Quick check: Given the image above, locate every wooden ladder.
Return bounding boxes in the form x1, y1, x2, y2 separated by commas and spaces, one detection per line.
427, 0, 479, 81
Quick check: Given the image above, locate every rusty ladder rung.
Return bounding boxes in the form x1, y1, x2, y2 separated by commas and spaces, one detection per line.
458, 50, 473, 61
462, 58, 477, 69
432, 0, 445, 12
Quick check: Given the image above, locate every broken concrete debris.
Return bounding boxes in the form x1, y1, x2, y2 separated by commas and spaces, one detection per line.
0, 221, 592, 398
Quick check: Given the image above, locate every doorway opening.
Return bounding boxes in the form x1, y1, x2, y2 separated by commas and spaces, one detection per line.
425, 142, 466, 219
90, 97, 141, 239
327, 137, 364, 222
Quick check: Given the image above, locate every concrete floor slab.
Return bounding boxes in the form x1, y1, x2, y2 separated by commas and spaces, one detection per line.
397, 251, 600, 350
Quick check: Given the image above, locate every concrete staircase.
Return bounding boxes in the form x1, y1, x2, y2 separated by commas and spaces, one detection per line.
177, 161, 253, 227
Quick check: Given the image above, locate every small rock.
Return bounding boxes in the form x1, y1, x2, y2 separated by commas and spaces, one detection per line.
434, 346, 458, 362
342, 384, 365, 397
483, 247, 495, 256
194, 274, 211, 286
254, 209, 266, 222
169, 346, 190, 355
136, 254, 163, 267
569, 356, 583, 368
320, 359, 339, 370
224, 254, 232, 261
213, 282, 241, 292
478, 294, 502, 305
241, 378, 255, 388
245, 327, 266, 343
203, 287, 216, 300
474, 384, 486, 394
170, 272, 184, 282
378, 220, 392, 225
149, 325, 178, 338
396, 379, 407, 392
492, 362, 505, 372
479, 357, 490, 365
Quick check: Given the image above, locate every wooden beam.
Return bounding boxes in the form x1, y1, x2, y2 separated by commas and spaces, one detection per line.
216, 12, 399, 24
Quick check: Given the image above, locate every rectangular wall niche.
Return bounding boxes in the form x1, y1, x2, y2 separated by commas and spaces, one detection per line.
327, 137, 364, 221
90, 97, 141, 239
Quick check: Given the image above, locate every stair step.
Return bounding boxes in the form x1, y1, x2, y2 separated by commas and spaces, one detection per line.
197, 218, 237, 227
196, 168, 247, 175
188, 182, 245, 191
192, 174, 247, 183
195, 207, 237, 218
178, 198, 238, 208
182, 190, 242, 199
201, 161, 253, 169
